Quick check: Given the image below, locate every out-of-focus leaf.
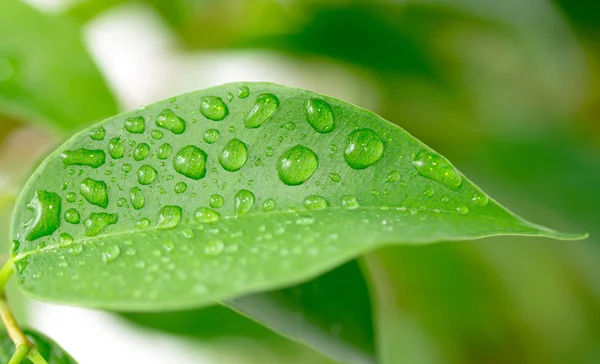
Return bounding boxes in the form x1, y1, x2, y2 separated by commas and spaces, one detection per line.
0, 328, 76, 363
0, 0, 117, 132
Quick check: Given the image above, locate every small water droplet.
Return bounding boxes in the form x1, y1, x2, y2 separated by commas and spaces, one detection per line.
156, 109, 186, 134
151, 130, 164, 139
117, 198, 127, 207
133, 143, 150, 161
413, 150, 462, 191
424, 187, 435, 197
175, 182, 188, 194
472, 192, 488, 207
64, 209, 80, 224
125, 116, 145, 134
84, 213, 118, 237
68, 244, 84, 256
137, 165, 158, 185
303, 195, 329, 210
200, 96, 229, 121
136, 218, 150, 229
66, 193, 76, 203
457, 205, 469, 215
107, 137, 125, 159
173, 145, 207, 180
244, 93, 279, 128
194, 207, 221, 223
130, 187, 145, 210
203, 129, 220, 144
156, 205, 182, 230
219, 138, 248, 172
306, 98, 335, 133
265, 147, 274, 157
234, 189, 255, 216
102, 245, 121, 263
385, 170, 401, 183
263, 198, 276, 212
59, 233, 74, 245
80, 178, 108, 208
209, 194, 224, 208
344, 128, 385, 170
227, 92, 234, 102
204, 240, 224, 256
157, 143, 172, 159
341, 195, 359, 210
237, 86, 250, 99
284, 122, 296, 130
62, 149, 106, 168
329, 173, 341, 182
277, 145, 319, 186
89, 127, 106, 140
122, 164, 132, 173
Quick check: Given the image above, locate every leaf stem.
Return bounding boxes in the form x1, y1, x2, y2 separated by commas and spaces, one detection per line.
27, 348, 48, 364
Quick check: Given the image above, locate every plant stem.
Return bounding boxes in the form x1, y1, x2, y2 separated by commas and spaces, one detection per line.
27, 348, 48, 364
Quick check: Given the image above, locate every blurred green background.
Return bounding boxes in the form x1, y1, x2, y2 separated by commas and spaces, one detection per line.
0, 0, 598, 363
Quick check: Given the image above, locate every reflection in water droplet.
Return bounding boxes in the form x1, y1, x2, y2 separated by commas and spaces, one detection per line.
209, 194, 224, 208
237, 86, 250, 99
472, 192, 488, 207
89, 127, 106, 140
80, 178, 109, 208
125, 116, 145, 134
244, 93, 279, 128
158, 143, 172, 160
194, 207, 221, 223
385, 170, 401, 183
329, 173, 341, 183
133, 143, 150, 161
102, 245, 121, 263
156, 109, 186, 134
303, 195, 329, 210
108, 138, 124, 159
84, 213, 118, 237
157, 205, 183, 230
173, 145, 207, 180
64, 209, 80, 224
219, 138, 248, 172
344, 128, 385, 170
235, 190, 255, 216
200, 96, 229, 121
277, 145, 319, 186
306, 98, 335, 133
203, 129, 220, 144
62, 149, 106, 168
175, 182, 188, 194
263, 198, 276, 212
413, 150, 463, 191
130, 187, 145, 210
137, 165, 158, 185
341, 195, 359, 210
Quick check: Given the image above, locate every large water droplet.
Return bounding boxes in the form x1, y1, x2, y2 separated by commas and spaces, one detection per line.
303, 195, 329, 210
62, 149, 106, 168
277, 145, 319, 186
125, 116, 145, 134
108, 138, 124, 159
80, 178, 108, 208
234, 189, 255, 216
209, 194, 224, 208
412, 150, 462, 191
341, 195, 359, 210
64, 209, 80, 224
306, 98, 335, 134
200, 96, 229, 121
102, 245, 121, 264
344, 129, 384, 170
84, 213, 118, 237
23, 191, 61, 241
89, 127, 106, 141
156, 109, 186, 134
158, 143, 172, 160
137, 165, 158, 185
203, 129, 220, 144
194, 207, 221, 223
173, 145, 207, 180
157, 205, 182, 230
219, 138, 248, 172
244, 93, 279, 128
130, 187, 145, 210
133, 143, 150, 161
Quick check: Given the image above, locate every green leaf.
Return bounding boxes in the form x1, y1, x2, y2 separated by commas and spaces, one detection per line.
0, 0, 117, 131
9, 82, 582, 312
0, 328, 76, 363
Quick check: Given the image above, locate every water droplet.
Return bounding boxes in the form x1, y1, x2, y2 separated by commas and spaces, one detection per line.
209, 194, 224, 208
413, 150, 462, 191
200, 96, 229, 121
158, 143, 172, 159
68, 244, 83, 256
151, 130, 164, 139
234, 189, 255, 216
64, 209, 80, 224
329, 173, 341, 182
306, 98, 335, 133
157, 205, 182, 230
284, 122, 296, 130
62, 149, 106, 169
263, 198, 276, 212
237, 86, 250, 99
125, 116, 145, 134
303, 195, 329, 210
59, 233, 74, 245
265, 147, 274, 157
341, 195, 359, 210
173, 145, 207, 180
424, 187, 435, 197
277, 145, 319, 186
385, 170, 401, 183
156, 109, 186, 134
219, 138, 248, 172
227, 92, 234, 102
204, 240, 224, 256
102, 245, 121, 263
344, 128, 384, 169
136, 218, 150, 229
66, 193, 76, 203
194, 207, 221, 223
175, 182, 187, 194
457, 206, 469, 215
137, 165, 158, 185
122, 164, 132, 173
133, 143, 150, 161
244, 93, 279, 128
203, 129, 220, 144
130, 187, 145, 210
472, 192, 489, 207
89, 127, 106, 140
117, 198, 127, 207
79, 178, 108, 208
84, 213, 118, 237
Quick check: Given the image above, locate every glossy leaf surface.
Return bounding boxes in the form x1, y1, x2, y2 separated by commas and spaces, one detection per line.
0, 328, 76, 363
9, 82, 582, 311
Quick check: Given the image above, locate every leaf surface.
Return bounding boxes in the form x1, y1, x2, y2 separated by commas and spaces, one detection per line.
0, 328, 76, 364
9, 82, 582, 311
